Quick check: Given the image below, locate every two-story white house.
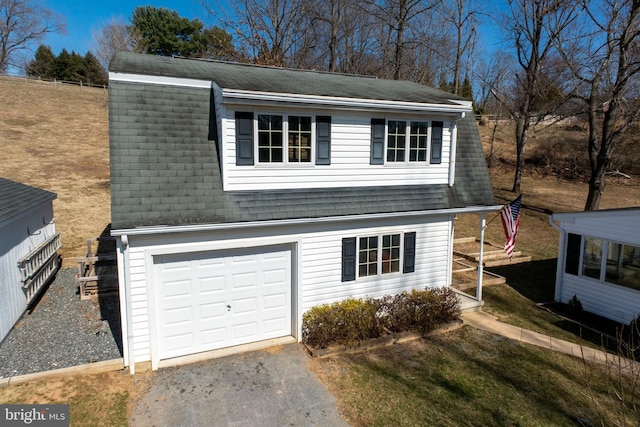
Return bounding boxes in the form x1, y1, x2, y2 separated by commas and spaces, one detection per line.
108, 52, 498, 372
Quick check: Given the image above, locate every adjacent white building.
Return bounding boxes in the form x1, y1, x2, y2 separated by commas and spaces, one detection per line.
551, 208, 640, 324
0, 178, 61, 342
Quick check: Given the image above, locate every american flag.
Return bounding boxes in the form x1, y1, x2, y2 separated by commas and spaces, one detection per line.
501, 195, 522, 259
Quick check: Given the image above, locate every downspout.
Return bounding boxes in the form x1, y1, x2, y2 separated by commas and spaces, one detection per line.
548, 217, 564, 303
119, 234, 136, 374
477, 213, 486, 301
448, 112, 465, 187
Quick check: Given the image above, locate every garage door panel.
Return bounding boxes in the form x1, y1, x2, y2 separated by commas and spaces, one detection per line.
200, 328, 226, 346
263, 292, 286, 310
164, 307, 193, 326
164, 333, 193, 353
155, 245, 292, 360
232, 321, 258, 340
200, 302, 226, 320
199, 276, 226, 294
230, 271, 257, 290
263, 317, 287, 334
162, 280, 192, 298
264, 268, 287, 285
232, 296, 257, 315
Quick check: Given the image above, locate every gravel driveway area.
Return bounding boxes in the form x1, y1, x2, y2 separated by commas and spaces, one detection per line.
0, 268, 122, 379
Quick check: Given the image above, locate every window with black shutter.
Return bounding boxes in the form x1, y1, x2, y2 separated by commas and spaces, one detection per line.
235, 112, 254, 165
316, 116, 331, 165
342, 238, 356, 282
430, 121, 443, 164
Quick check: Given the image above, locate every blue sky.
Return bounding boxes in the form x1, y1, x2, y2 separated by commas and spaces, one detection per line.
41, 0, 504, 58
43, 0, 209, 56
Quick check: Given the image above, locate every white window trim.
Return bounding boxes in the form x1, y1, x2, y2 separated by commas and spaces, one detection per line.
356, 232, 405, 279
254, 113, 316, 166
577, 235, 640, 290
383, 118, 434, 166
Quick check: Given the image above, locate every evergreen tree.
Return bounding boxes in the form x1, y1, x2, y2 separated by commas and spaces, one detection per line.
460, 75, 474, 101
201, 26, 235, 60
81, 51, 107, 85
131, 6, 204, 57
26, 44, 55, 78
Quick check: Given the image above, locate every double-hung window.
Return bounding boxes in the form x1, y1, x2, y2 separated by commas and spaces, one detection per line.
257, 114, 315, 164
288, 116, 312, 162
235, 112, 331, 166
258, 114, 284, 163
371, 119, 442, 165
342, 232, 416, 281
387, 121, 406, 162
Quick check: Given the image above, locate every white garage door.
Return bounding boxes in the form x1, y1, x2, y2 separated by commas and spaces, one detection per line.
154, 245, 292, 360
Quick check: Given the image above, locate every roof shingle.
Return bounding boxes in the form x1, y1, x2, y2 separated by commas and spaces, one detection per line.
0, 178, 56, 226
108, 54, 495, 230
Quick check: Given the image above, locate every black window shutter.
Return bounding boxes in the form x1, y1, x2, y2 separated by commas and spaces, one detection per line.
370, 118, 385, 165
403, 232, 416, 273
565, 233, 581, 275
316, 116, 331, 165
235, 111, 254, 165
430, 121, 443, 164
342, 237, 356, 282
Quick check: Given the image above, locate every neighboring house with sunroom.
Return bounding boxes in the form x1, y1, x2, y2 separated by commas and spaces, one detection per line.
108, 52, 498, 372
551, 208, 640, 324
0, 178, 61, 343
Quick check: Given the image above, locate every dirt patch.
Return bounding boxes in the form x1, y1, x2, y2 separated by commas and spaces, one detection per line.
0, 370, 153, 426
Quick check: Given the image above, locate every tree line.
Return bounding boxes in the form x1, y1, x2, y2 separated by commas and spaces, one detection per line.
26, 46, 107, 85
2, 0, 639, 210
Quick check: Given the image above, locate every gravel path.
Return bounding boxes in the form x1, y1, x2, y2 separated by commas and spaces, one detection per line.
0, 268, 122, 379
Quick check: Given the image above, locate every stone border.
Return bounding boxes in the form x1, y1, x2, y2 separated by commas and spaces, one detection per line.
0, 358, 124, 388
305, 319, 464, 358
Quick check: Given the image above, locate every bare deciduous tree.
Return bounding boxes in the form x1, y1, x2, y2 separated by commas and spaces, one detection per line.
439, 0, 480, 95
0, 0, 65, 73
494, 0, 578, 193
559, 0, 640, 210
91, 17, 138, 70
209, 0, 306, 67
367, 0, 440, 80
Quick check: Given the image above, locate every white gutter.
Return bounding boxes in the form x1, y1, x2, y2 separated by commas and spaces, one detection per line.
477, 213, 486, 300
449, 112, 465, 187
222, 89, 473, 113
111, 205, 502, 237
117, 234, 136, 374
549, 215, 565, 302
108, 72, 472, 114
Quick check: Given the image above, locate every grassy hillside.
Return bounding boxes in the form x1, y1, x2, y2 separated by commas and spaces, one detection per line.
1, 75, 639, 267
0, 76, 109, 266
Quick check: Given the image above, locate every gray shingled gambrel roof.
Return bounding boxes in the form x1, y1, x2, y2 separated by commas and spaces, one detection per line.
0, 178, 56, 227
109, 52, 469, 106
108, 54, 495, 230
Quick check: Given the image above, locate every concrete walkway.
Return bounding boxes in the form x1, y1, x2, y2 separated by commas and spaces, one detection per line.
462, 311, 637, 371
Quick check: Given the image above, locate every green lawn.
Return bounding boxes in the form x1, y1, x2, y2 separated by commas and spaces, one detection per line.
313, 327, 639, 427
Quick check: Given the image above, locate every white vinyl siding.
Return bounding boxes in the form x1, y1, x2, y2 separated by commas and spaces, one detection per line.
120, 214, 452, 367
558, 274, 640, 324
0, 203, 56, 342
224, 109, 452, 191
555, 209, 640, 324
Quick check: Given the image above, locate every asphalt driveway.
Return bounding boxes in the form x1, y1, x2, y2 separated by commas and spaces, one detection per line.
130, 343, 348, 427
